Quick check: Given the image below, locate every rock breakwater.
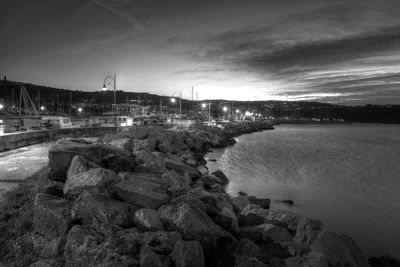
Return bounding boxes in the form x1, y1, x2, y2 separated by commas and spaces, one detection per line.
29, 122, 369, 266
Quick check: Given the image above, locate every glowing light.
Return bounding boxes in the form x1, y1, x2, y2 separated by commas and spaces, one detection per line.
201, 103, 207, 108
171, 98, 176, 103
0, 104, 3, 110
78, 107, 83, 112
102, 84, 107, 91
236, 109, 240, 113
223, 106, 228, 112
40, 106, 45, 111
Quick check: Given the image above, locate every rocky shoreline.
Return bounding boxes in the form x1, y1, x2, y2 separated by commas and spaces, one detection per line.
0, 122, 380, 266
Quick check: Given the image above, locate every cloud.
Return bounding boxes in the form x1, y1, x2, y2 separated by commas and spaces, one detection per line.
177, 1, 400, 104
91, 0, 147, 32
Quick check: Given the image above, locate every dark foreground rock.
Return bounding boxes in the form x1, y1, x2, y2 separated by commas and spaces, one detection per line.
20, 122, 373, 266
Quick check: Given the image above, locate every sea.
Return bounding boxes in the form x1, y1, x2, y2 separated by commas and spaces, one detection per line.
206, 123, 400, 259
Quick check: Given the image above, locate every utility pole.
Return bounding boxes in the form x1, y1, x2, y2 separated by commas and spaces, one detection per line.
56, 93, 59, 114
69, 91, 72, 116
38, 89, 40, 111
3, 76, 7, 106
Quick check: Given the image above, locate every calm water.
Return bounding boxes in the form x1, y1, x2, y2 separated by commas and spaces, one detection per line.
207, 124, 400, 259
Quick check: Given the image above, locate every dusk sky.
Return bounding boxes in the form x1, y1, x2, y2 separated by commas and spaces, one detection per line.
2, 0, 400, 105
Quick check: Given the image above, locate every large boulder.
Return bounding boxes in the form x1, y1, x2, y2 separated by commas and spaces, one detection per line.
264, 209, 303, 232
158, 200, 234, 251
67, 155, 101, 180
133, 208, 164, 231
238, 204, 269, 227
211, 170, 230, 186
305, 231, 369, 267
232, 195, 251, 213
134, 150, 165, 174
48, 141, 133, 181
140, 246, 164, 267
294, 217, 323, 245
215, 207, 240, 234
64, 157, 121, 199
64, 224, 139, 267
165, 157, 200, 180
33, 193, 73, 240
163, 170, 192, 199
240, 223, 292, 243
171, 240, 205, 267
71, 191, 137, 228
113, 172, 170, 209
108, 138, 133, 152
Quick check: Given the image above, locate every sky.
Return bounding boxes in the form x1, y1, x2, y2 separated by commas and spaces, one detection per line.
1, 0, 400, 105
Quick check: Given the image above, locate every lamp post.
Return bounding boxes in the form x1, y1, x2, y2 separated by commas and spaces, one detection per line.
202, 102, 211, 123
171, 91, 182, 128
102, 74, 117, 126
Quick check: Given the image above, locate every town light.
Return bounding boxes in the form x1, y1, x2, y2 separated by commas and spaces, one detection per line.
78, 107, 83, 112
0, 104, 3, 110
40, 106, 45, 111
223, 106, 228, 112
171, 97, 176, 103
236, 109, 240, 113
202, 103, 207, 108
245, 111, 251, 116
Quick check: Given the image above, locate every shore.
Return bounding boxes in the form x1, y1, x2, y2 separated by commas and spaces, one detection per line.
0, 121, 394, 266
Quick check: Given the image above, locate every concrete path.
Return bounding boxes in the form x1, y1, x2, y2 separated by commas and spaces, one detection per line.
0, 142, 54, 199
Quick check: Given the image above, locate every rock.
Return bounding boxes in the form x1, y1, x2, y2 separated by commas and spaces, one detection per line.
108, 138, 133, 152
139, 230, 182, 254
33, 193, 73, 240
140, 246, 163, 267
133, 208, 164, 231
235, 257, 267, 267
171, 240, 205, 267
134, 150, 165, 174
32, 233, 65, 259
211, 170, 230, 185
71, 191, 137, 228
64, 224, 139, 267
158, 201, 234, 250
215, 207, 240, 234
101, 149, 135, 173
306, 231, 369, 267
234, 238, 260, 262
165, 157, 200, 180
48, 141, 134, 181
43, 180, 64, 197
238, 204, 269, 227
264, 209, 302, 232
198, 175, 224, 188
240, 223, 292, 243
248, 196, 271, 210
40, 236, 65, 259
197, 165, 209, 176
66, 155, 100, 180
48, 142, 102, 181
64, 163, 121, 199
261, 224, 292, 242
113, 173, 170, 209
294, 217, 323, 245
163, 170, 192, 199
232, 195, 251, 213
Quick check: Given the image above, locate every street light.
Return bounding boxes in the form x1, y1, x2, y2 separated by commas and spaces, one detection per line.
201, 102, 211, 123
0, 104, 3, 110
78, 107, 83, 112
171, 91, 182, 128
40, 106, 45, 111
223, 106, 228, 112
102, 74, 117, 126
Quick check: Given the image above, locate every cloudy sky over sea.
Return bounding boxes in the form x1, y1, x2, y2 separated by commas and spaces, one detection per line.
2, 0, 400, 105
